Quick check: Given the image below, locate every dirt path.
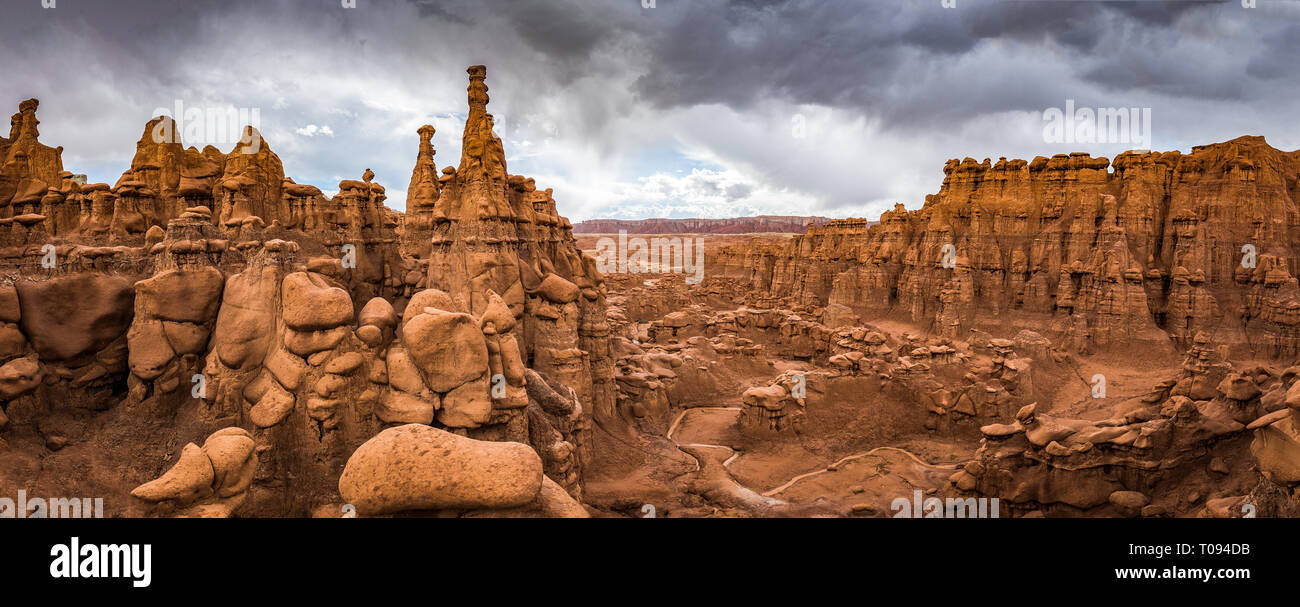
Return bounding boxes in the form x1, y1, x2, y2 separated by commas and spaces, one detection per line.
665, 407, 741, 472
666, 406, 957, 501
760, 446, 958, 497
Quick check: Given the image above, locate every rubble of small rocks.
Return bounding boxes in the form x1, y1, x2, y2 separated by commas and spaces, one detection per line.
948, 332, 1300, 517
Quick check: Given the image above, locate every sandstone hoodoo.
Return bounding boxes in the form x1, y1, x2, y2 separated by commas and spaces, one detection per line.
3, 64, 1300, 523
0, 66, 605, 518
712, 140, 1300, 358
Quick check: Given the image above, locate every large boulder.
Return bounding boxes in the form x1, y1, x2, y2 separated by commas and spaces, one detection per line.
282, 272, 354, 331
211, 265, 279, 370
400, 308, 488, 392
16, 274, 134, 362
134, 266, 224, 323
1251, 417, 1300, 486
338, 424, 542, 514
536, 274, 579, 304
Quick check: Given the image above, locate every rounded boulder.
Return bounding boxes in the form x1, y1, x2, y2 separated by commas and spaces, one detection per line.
339, 424, 543, 514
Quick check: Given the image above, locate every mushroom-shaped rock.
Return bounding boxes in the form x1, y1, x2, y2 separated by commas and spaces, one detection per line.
744, 384, 789, 409
144, 225, 166, 249
1218, 373, 1261, 401
338, 424, 543, 515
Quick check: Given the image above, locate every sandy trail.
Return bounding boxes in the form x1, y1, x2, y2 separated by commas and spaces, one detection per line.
666, 406, 954, 500
760, 446, 958, 497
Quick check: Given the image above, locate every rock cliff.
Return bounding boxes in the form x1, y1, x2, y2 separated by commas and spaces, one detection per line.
715, 139, 1300, 357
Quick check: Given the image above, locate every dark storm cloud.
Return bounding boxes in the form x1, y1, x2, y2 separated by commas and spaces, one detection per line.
1245, 22, 1300, 80
625, 0, 1276, 124
502, 0, 623, 62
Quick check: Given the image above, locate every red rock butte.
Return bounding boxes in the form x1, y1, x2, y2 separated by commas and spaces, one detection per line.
713, 137, 1300, 358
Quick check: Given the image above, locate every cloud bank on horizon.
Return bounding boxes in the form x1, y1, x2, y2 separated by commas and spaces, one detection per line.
3, 0, 1298, 222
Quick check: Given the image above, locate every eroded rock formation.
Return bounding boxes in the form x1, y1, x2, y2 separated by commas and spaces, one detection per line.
0, 66, 608, 518
949, 332, 1297, 517
5, 72, 1300, 519
715, 139, 1300, 358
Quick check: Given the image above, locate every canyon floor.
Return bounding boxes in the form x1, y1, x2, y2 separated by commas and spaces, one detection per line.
578, 264, 1187, 517
566, 226, 1300, 518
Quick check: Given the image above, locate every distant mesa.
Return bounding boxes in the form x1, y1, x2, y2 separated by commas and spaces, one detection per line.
573, 216, 836, 235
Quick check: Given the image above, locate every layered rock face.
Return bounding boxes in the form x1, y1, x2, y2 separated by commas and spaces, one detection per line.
574, 216, 835, 235
715, 139, 1300, 357
0, 66, 609, 517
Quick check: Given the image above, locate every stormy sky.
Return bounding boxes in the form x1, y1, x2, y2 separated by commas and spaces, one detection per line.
2, 0, 1298, 221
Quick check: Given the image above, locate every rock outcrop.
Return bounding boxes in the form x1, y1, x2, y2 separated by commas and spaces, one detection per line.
715, 138, 1300, 358
131, 427, 258, 518
948, 333, 1292, 517
0, 66, 612, 518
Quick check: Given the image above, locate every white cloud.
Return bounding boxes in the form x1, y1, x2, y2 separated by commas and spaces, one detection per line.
295, 124, 334, 137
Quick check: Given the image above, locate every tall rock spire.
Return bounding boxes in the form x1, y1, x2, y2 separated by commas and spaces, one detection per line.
402, 124, 441, 257
408, 124, 440, 205
446, 65, 510, 222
